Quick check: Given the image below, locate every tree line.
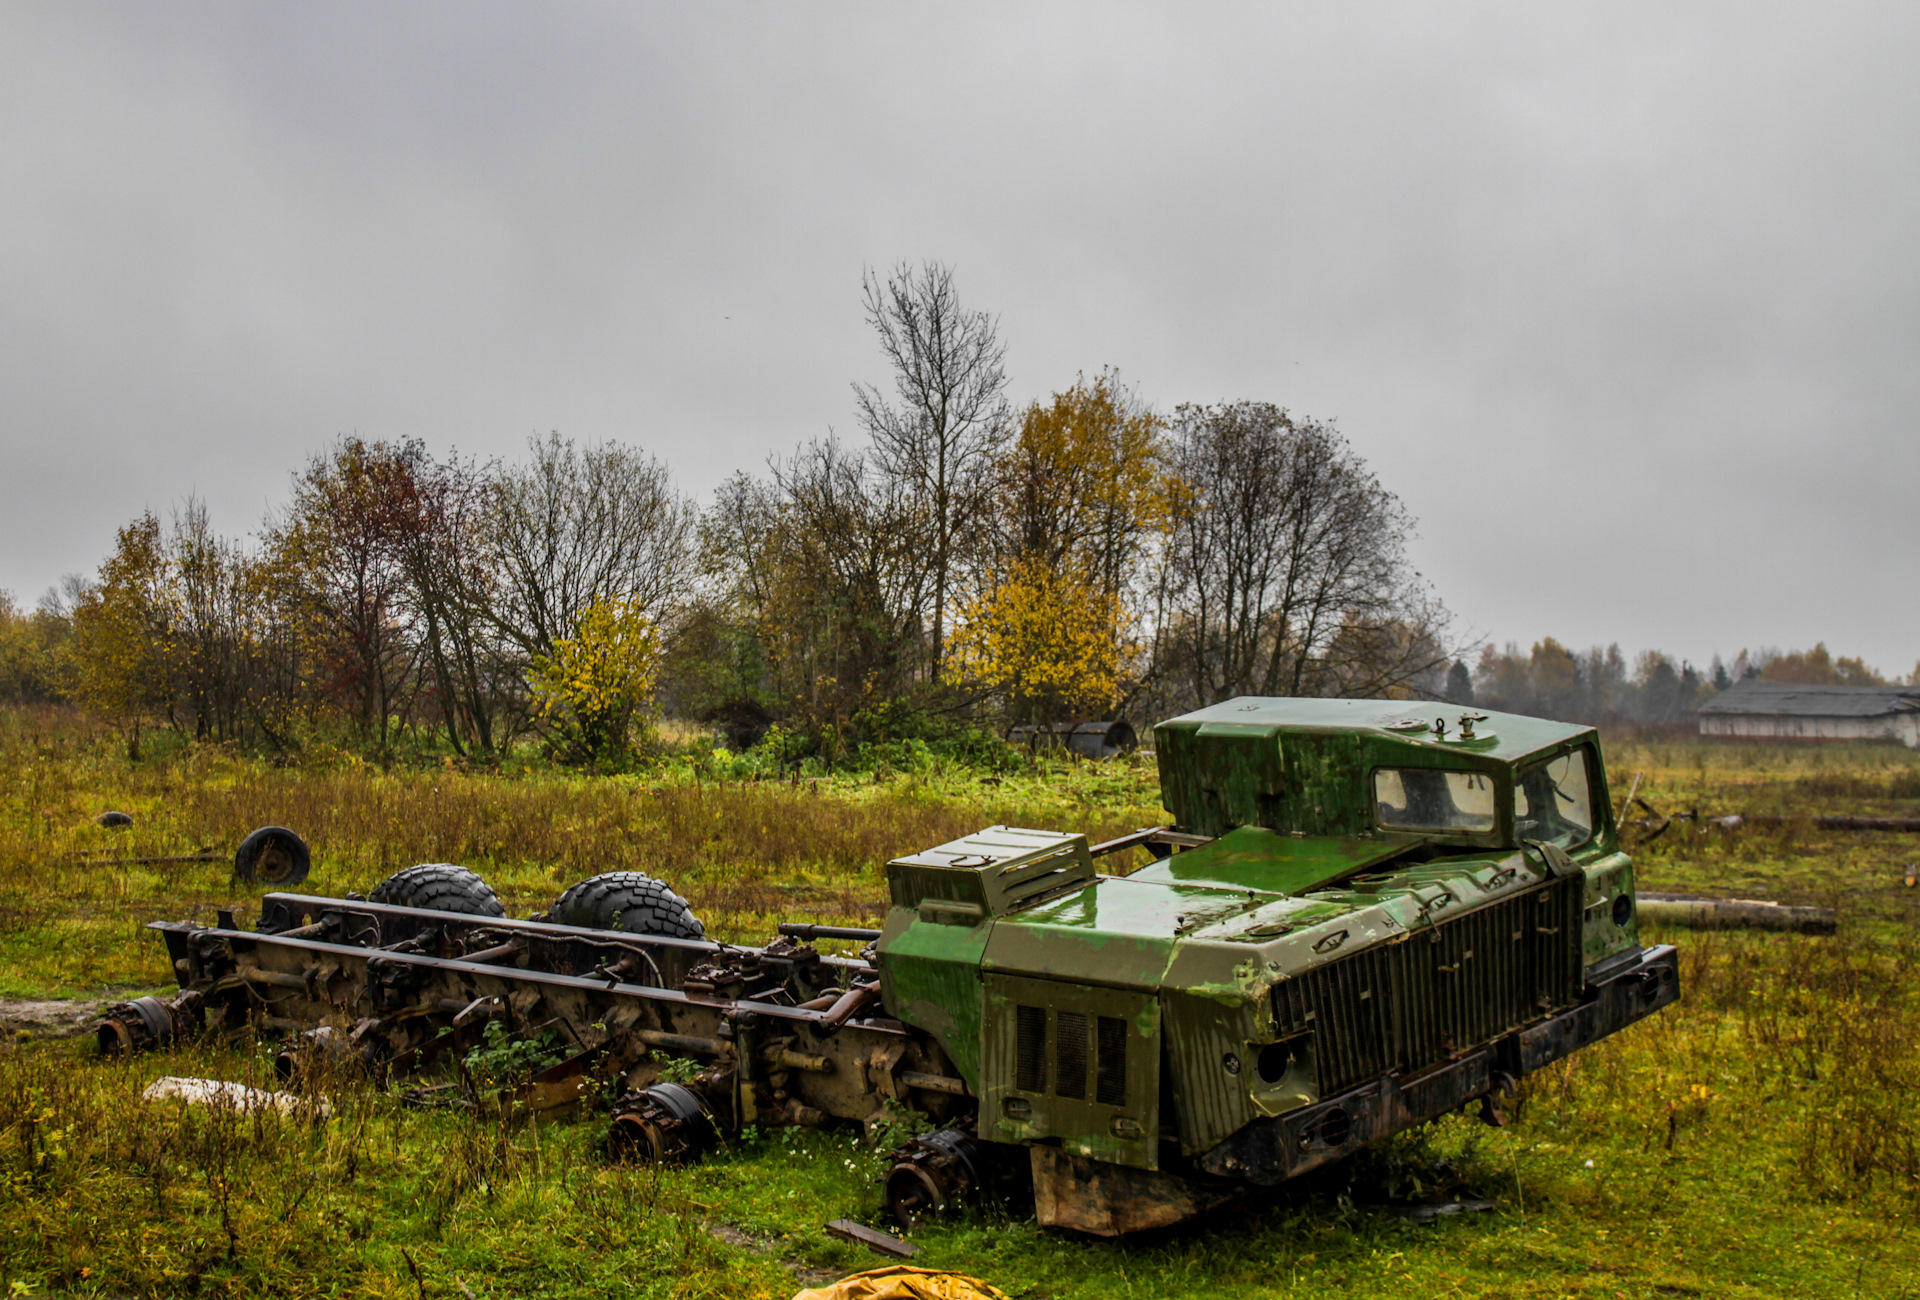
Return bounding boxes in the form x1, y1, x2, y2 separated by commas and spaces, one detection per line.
1450, 639, 1918, 726
4, 262, 1452, 764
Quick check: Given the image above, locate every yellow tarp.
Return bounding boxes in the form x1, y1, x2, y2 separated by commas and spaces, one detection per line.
792, 1266, 1015, 1300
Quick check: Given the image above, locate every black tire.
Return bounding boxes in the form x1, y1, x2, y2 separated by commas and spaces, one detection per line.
233, 826, 311, 887
369, 863, 505, 917
95, 810, 133, 829
550, 872, 704, 939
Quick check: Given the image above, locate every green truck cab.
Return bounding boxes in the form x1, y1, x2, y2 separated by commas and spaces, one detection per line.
878, 698, 1678, 1234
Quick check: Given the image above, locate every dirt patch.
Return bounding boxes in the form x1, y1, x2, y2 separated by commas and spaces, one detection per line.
704, 1219, 842, 1287
0, 998, 110, 1040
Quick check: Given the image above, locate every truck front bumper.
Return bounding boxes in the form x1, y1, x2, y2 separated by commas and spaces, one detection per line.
1197, 943, 1680, 1185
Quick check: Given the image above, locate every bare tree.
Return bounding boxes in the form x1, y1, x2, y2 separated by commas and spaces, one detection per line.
1153, 403, 1449, 708
267, 439, 424, 751
171, 498, 250, 741
761, 439, 933, 751
698, 470, 784, 621
392, 448, 505, 756
853, 262, 1010, 677
485, 432, 698, 661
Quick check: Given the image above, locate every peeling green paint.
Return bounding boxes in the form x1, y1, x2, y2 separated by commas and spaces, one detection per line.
873, 696, 1657, 1179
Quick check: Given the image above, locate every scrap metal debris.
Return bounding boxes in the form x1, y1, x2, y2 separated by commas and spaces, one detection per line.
1622, 795, 1920, 842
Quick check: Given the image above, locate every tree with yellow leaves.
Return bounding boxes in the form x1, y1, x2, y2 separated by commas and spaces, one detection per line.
68, 512, 176, 755
527, 594, 662, 764
947, 555, 1134, 723
949, 371, 1168, 723
991, 369, 1171, 598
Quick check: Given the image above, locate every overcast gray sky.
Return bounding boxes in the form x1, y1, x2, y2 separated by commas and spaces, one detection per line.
3, 3, 1915, 678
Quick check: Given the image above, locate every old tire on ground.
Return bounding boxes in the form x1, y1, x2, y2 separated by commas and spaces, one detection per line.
233, 826, 311, 887
95, 810, 134, 829
550, 872, 704, 939
369, 862, 505, 917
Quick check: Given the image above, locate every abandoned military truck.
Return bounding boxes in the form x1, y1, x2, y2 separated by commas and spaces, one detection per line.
106, 697, 1677, 1237
880, 697, 1675, 1231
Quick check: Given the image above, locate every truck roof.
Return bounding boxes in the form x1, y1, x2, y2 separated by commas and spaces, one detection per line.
1157, 696, 1593, 764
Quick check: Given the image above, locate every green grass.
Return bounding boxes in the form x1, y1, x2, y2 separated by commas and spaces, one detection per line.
0, 705, 1163, 999
3, 708, 1920, 1297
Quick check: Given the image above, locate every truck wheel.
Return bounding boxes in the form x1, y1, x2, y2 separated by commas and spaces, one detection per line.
233, 826, 311, 887
369, 863, 505, 917
550, 872, 704, 939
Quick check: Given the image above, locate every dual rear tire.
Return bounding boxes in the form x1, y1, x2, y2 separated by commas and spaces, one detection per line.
365, 862, 702, 938
368, 862, 506, 917
549, 871, 704, 939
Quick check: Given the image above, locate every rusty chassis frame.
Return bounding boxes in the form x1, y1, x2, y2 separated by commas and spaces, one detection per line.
105, 892, 971, 1163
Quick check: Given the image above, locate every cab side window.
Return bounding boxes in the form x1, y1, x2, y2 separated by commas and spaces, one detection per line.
1516, 747, 1596, 850
1373, 768, 1497, 833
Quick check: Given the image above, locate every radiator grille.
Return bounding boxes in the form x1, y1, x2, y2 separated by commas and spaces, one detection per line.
1016, 1004, 1048, 1093
1096, 1016, 1129, 1105
1056, 1012, 1089, 1099
1272, 874, 1583, 1094
1008, 1006, 1136, 1108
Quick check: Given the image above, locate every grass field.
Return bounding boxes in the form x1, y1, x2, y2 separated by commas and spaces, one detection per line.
2, 706, 1919, 1298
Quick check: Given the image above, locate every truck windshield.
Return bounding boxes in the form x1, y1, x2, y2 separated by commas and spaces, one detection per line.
1516, 747, 1595, 849
1373, 769, 1497, 834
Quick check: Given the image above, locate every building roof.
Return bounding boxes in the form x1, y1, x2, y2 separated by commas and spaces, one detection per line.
1696, 680, 1920, 718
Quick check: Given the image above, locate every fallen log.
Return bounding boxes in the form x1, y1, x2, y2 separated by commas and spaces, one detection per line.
1636, 893, 1837, 934
1809, 815, 1920, 833
1623, 812, 1920, 837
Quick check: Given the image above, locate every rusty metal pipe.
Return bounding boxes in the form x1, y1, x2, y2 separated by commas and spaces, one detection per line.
764, 1047, 834, 1074
898, 1070, 969, 1096
819, 981, 878, 1028
237, 963, 314, 991
461, 941, 523, 965
778, 923, 882, 942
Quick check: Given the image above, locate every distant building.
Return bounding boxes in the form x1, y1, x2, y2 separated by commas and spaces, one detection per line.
1696, 680, 1920, 748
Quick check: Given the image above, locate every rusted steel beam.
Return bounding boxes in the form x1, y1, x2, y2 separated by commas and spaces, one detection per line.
173, 926, 873, 1026
257, 893, 882, 978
